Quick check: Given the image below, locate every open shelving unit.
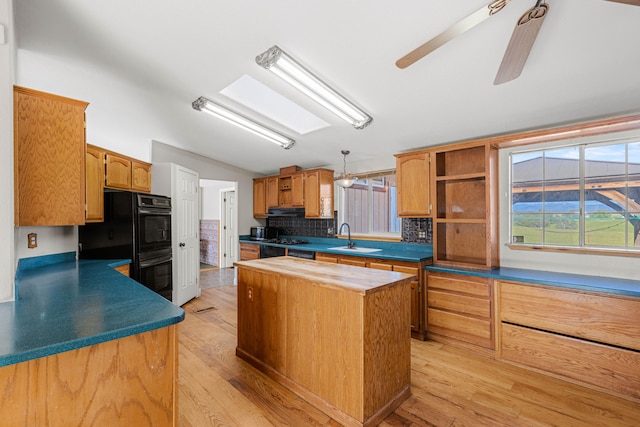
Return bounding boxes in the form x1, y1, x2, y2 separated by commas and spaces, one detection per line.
432, 142, 498, 269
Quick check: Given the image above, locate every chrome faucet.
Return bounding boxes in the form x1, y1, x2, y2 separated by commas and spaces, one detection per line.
339, 223, 355, 248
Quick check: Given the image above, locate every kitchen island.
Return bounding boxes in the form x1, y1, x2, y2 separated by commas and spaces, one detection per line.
0, 252, 184, 426
234, 257, 415, 427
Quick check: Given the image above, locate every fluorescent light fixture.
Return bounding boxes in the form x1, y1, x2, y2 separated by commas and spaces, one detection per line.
256, 45, 373, 129
192, 96, 294, 149
220, 75, 330, 135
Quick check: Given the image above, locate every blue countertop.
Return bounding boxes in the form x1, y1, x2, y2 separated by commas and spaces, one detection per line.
0, 252, 185, 367
240, 236, 433, 263
426, 265, 640, 298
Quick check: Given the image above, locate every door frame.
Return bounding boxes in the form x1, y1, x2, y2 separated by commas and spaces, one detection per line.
220, 186, 238, 268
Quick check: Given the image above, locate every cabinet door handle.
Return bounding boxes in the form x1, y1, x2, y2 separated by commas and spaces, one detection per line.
179, 242, 186, 248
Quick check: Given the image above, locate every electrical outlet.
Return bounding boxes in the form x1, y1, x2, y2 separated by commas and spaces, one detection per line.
248, 286, 253, 302
28, 233, 38, 248
418, 231, 426, 239
327, 227, 334, 235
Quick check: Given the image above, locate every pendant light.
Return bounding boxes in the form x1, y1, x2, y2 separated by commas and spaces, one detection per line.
334, 150, 358, 188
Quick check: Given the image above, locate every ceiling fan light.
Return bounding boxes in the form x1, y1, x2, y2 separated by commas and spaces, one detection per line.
192, 96, 294, 149
256, 45, 373, 129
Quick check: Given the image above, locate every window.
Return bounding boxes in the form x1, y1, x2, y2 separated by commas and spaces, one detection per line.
510, 140, 640, 250
341, 171, 401, 236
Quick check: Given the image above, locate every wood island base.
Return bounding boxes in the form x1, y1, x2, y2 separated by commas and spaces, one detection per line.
235, 257, 415, 427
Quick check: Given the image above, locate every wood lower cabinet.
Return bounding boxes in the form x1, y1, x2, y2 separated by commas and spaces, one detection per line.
14, 86, 88, 226
0, 326, 178, 426
235, 258, 411, 427
113, 263, 130, 277
239, 242, 260, 261
426, 271, 494, 354
316, 253, 428, 339
499, 280, 640, 401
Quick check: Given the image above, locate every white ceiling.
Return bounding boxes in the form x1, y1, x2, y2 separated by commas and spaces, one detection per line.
13, 0, 640, 175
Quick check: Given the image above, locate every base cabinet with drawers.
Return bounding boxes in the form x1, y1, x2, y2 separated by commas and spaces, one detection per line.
239, 243, 260, 261
499, 280, 640, 401
426, 271, 494, 354
315, 253, 429, 339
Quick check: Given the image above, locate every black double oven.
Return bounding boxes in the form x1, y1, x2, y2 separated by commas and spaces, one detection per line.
79, 191, 173, 301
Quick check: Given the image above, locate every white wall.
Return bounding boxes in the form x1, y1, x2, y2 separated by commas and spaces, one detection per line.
200, 179, 235, 220
152, 140, 261, 236
0, 0, 15, 301
498, 130, 640, 281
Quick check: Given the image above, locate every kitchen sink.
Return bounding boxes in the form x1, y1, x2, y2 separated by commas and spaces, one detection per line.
328, 246, 382, 253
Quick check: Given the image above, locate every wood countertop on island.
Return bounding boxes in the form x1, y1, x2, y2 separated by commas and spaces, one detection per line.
234, 256, 415, 427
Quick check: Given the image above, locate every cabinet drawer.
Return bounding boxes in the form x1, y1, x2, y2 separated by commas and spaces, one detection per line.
501, 323, 640, 400
500, 281, 640, 351
368, 262, 392, 271
393, 265, 419, 276
428, 272, 491, 297
428, 308, 492, 348
315, 253, 338, 263
239, 243, 260, 261
339, 258, 367, 267
427, 290, 490, 318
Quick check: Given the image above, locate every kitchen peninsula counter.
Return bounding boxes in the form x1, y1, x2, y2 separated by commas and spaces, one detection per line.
0, 252, 184, 426
234, 257, 414, 427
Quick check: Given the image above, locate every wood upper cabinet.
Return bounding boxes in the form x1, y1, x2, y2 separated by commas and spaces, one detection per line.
105, 152, 132, 189
303, 168, 334, 218
266, 175, 279, 208
14, 86, 88, 226
131, 160, 152, 192
253, 178, 267, 218
85, 145, 105, 222
86, 145, 152, 222
395, 151, 431, 218
290, 173, 304, 207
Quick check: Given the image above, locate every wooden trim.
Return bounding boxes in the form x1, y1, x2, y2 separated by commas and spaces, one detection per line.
506, 243, 640, 258
394, 114, 640, 156
14, 85, 89, 108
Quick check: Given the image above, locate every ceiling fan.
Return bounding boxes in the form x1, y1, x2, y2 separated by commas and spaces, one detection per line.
396, 0, 640, 85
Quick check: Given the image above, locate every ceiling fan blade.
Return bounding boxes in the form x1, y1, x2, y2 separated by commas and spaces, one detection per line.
605, 0, 640, 5
494, 3, 549, 85
396, 0, 512, 69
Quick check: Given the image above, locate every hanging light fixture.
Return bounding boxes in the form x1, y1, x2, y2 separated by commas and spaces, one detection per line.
334, 150, 358, 188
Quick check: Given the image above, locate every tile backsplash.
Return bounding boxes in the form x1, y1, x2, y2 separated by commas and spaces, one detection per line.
268, 215, 432, 244
402, 218, 432, 244
267, 214, 338, 238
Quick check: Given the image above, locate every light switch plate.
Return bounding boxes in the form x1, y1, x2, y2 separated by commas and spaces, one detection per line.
0, 24, 5, 45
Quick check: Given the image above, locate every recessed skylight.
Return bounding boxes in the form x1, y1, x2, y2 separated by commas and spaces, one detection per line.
220, 74, 330, 135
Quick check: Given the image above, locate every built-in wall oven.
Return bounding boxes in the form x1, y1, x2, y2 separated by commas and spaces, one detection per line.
79, 191, 173, 301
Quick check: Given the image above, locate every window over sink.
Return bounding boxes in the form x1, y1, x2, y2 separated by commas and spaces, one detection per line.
339, 170, 401, 237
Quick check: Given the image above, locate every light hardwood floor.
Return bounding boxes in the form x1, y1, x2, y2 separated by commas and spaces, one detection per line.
179, 285, 640, 426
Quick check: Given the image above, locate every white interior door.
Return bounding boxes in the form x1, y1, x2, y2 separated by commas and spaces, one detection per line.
223, 190, 237, 267
174, 165, 199, 306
